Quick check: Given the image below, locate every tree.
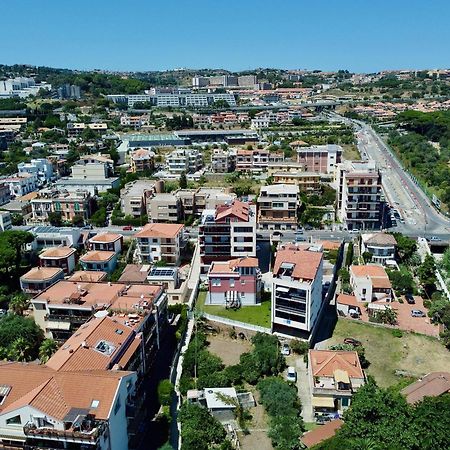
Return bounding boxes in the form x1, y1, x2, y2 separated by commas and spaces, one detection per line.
10, 213, 23, 226
388, 268, 414, 294
157, 379, 174, 406
392, 233, 417, 263
109, 143, 120, 165
48, 211, 63, 227
362, 251, 373, 263
418, 254, 437, 297
0, 230, 34, 271
8, 293, 29, 315
179, 171, 187, 189
89, 207, 107, 227
39, 338, 58, 363
8, 337, 32, 362
71, 215, 85, 227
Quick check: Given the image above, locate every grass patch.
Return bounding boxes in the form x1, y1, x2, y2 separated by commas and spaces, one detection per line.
196, 290, 271, 328
342, 144, 361, 161
325, 319, 450, 387
304, 422, 320, 432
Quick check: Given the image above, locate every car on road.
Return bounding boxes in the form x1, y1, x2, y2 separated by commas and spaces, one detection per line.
256, 233, 264, 239
286, 366, 297, 383
272, 231, 283, 236
296, 227, 304, 234
405, 293, 415, 304
122, 225, 133, 231
349, 229, 360, 234
304, 224, 313, 231
295, 235, 307, 242
281, 343, 291, 356
428, 236, 441, 242
343, 338, 362, 347
411, 309, 426, 318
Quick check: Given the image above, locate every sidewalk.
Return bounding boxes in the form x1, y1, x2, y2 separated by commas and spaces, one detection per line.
295, 358, 314, 422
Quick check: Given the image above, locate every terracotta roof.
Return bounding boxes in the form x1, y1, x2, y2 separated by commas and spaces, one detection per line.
118, 264, 149, 283
363, 232, 397, 246
67, 271, 108, 282
46, 316, 135, 372
90, 232, 122, 243
401, 372, 450, 404
215, 200, 250, 222
337, 294, 359, 307
21, 266, 63, 281
301, 419, 344, 448
318, 240, 341, 251
350, 265, 391, 289
0, 362, 132, 421
134, 223, 184, 239
117, 337, 142, 368
309, 350, 364, 379
229, 257, 259, 268
209, 257, 259, 275
273, 248, 322, 281
80, 250, 115, 263
39, 246, 75, 259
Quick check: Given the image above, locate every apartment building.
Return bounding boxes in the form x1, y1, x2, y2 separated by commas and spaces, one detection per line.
0, 182, 11, 205
30, 226, 82, 249
199, 200, 257, 268
296, 144, 342, 174
20, 266, 65, 294
271, 244, 324, 339
309, 350, 365, 415
130, 148, 155, 173
337, 160, 383, 231
236, 148, 284, 173
31, 280, 166, 341
3, 173, 38, 198
134, 223, 184, 265
272, 171, 321, 194
80, 250, 118, 273
349, 265, 392, 302
31, 189, 93, 223
258, 184, 300, 230
89, 232, 123, 253
166, 148, 203, 174
211, 148, 236, 173
39, 246, 76, 275
147, 193, 182, 223
56, 154, 120, 194
361, 232, 397, 265
0, 211, 12, 231
120, 179, 163, 217
207, 257, 262, 306
17, 158, 54, 184
67, 122, 108, 138
120, 114, 150, 128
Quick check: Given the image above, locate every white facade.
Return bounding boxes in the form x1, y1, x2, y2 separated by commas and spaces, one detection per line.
3, 173, 38, 198
0, 211, 12, 231
17, 158, 54, 184
167, 148, 203, 174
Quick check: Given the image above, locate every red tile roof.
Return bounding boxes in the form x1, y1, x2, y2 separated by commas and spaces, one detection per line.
309, 350, 364, 379
401, 372, 450, 404
134, 223, 184, 239
215, 200, 250, 222
273, 248, 322, 281
301, 419, 344, 448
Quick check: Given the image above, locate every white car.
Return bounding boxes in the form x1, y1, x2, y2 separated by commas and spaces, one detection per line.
286, 366, 297, 383
281, 343, 291, 356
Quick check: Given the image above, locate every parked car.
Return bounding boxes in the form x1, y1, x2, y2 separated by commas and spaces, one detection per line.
411, 309, 426, 317
295, 235, 307, 242
286, 366, 297, 383
428, 236, 441, 242
405, 293, 415, 304
349, 229, 360, 234
281, 343, 291, 356
272, 231, 283, 237
304, 224, 313, 231
122, 225, 133, 231
343, 337, 362, 347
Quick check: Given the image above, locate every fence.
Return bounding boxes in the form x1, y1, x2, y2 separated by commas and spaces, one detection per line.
201, 312, 272, 334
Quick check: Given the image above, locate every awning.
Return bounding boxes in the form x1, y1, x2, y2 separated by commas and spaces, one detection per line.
47, 321, 71, 330
334, 369, 350, 384
312, 396, 335, 408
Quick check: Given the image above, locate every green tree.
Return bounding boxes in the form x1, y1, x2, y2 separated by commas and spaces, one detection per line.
8, 337, 32, 362
71, 215, 85, 227
387, 268, 414, 294
418, 254, 437, 297
157, 379, 174, 406
8, 293, 29, 315
89, 207, 107, 227
0, 230, 34, 271
39, 338, 59, 363
48, 211, 63, 227
392, 233, 417, 263
179, 171, 188, 189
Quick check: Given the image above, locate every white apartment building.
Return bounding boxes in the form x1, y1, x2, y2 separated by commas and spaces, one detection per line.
0, 211, 12, 231
2, 173, 38, 198
0, 77, 51, 98
134, 223, 184, 265
167, 148, 203, 174
272, 244, 324, 339
17, 158, 54, 185
211, 149, 236, 173
296, 144, 343, 174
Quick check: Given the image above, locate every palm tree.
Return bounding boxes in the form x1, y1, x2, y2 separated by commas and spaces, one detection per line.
8, 337, 32, 362
9, 293, 30, 316
39, 339, 59, 363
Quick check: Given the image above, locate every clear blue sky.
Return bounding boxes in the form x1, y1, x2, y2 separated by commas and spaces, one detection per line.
1, 0, 449, 73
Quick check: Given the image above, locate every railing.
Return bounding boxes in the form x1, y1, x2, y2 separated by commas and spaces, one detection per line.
201, 312, 271, 334
23, 421, 106, 442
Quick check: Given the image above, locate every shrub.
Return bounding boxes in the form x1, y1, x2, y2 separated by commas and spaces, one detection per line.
392, 329, 403, 338
158, 379, 174, 406
290, 339, 309, 355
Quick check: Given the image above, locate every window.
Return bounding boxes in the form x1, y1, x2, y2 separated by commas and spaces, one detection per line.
212, 279, 221, 287
341, 397, 350, 407
91, 400, 100, 409
6, 415, 21, 425
229, 279, 235, 287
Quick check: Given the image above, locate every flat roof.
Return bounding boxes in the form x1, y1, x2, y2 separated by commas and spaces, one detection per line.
21, 266, 63, 281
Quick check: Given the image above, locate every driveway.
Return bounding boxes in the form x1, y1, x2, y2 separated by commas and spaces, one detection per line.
394, 296, 439, 337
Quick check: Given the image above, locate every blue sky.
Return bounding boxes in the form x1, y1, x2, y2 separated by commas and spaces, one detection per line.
1, 0, 449, 72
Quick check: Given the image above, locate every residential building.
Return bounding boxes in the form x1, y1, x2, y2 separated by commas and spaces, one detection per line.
89, 232, 123, 253
17, 158, 54, 185
337, 160, 383, 231
258, 184, 300, 230
166, 148, 203, 174
211, 148, 236, 173
68, 270, 108, 282
192, 187, 236, 215
80, 250, 118, 273
309, 349, 365, 415
67, 122, 108, 138
238, 75, 257, 87
207, 257, 262, 306
147, 193, 182, 223
361, 232, 397, 265
134, 223, 184, 265
235, 148, 284, 173
57, 83, 82, 99
271, 244, 324, 339
20, 266, 65, 294
296, 144, 342, 174
0, 364, 136, 450
56, 154, 120, 195
349, 264, 392, 302
39, 246, 76, 275
146, 266, 189, 303
130, 148, 155, 173
192, 76, 210, 88
31, 189, 93, 223
0, 211, 12, 231
199, 200, 257, 268
0, 182, 11, 205
301, 420, 344, 449
2, 173, 38, 198
120, 179, 163, 218
31, 280, 166, 341
120, 114, 150, 128
30, 226, 82, 249
272, 171, 321, 194
401, 372, 450, 404
0, 76, 51, 98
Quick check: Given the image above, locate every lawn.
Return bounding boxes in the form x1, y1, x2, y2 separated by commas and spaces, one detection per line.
196, 290, 272, 328
342, 144, 361, 161
324, 319, 450, 387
